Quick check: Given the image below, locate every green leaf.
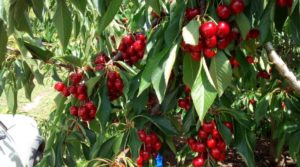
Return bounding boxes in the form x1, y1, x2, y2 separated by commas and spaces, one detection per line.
53, 0, 72, 49
98, 0, 122, 33
182, 20, 200, 45
216, 119, 232, 145
151, 64, 166, 103
11, 0, 32, 35
259, 1, 275, 43
60, 56, 82, 67
165, 136, 177, 153
24, 42, 53, 62
98, 137, 116, 158
30, 0, 44, 21
183, 53, 200, 88
5, 84, 17, 114
70, 0, 87, 14
146, 0, 161, 15
164, 43, 179, 86
54, 93, 67, 113
0, 20, 7, 65
235, 125, 255, 167
138, 115, 179, 135
98, 86, 112, 130
116, 61, 138, 75
128, 128, 143, 160
209, 52, 232, 96
274, 5, 288, 31
285, 3, 300, 45
86, 77, 101, 97
255, 96, 269, 124
235, 13, 251, 39
191, 59, 217, 122
113, 133, 125, 154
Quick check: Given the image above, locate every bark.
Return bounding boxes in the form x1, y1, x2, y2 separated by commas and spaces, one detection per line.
265, 42, 300, 95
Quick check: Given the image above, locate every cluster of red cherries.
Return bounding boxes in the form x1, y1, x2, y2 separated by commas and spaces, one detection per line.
178, 86, 192, 111
118, 33, 147, 65
188, 121, 233, 167
54, 72, 97, 121
276, 0, 293, 8
94, 53, 109, 71
136, 130, 162, 167
107, 71, 124, 101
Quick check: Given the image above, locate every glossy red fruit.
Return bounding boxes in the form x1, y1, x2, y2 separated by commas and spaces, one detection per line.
246, 55, 255, 64
205, 35, 217, 48
138, 130, 146, 142
203, 48, 217, 58
202, 122, 214, 133
192, 156, 205, 167
136, 156, 144, 165
185, 8, 200, 20
211, 129, 221, 139
230, 0, 245, 14
200, 22, 218, 38
136, 33, 146, 42
247, 29, 260, 39
78, 106, 88, 118
217, 140, 226, 151
198, 129, 208, 139
145, 135, 152, 144
210, 148, 221, 160
122, 35, 134, 46
257, 70, 271, 79
154, 142, 162, 151
62, 87, 70, 97
230, 57, 240, 68
69, 72, 83, 84
191, 52, 201, 61
54, 82, 65, 92
68, 85, 77, 94
150, 133, 159, 144
207, 138, 217, 148
277, 0, 287, 7
114, 78, 124, 91
216, 5, 232, 20
188, 137, 196, 145
86, 101, 96, 110
286, 0, 293, 7
141, 151, 151, 161
133, 40, 144, 51
78, 93, 87, 101
190, 42, 203, 52
77, 85, 87, 94
249, 98, 256, 105
69, 106, 78, 116
178, 99, 188, 109
89, 109, 96, 119
218, 38, 230, 50
184, 86, 191, 94
219, 152, 226, 161
223, 121, 234, 132
217, 22, 231, 38
195, 142, 206, 153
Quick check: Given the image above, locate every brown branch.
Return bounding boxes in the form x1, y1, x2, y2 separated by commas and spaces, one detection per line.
265, 42, 300, 95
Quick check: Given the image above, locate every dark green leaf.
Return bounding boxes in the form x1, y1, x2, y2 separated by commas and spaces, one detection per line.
60, 56, 82, 67
24, 42, 53, 62
146, 0, 160, 15
30, 0, 44, 21
0, 20, 7, 65
255, 95, 269, 124
86, 77, 101, 97
182, 20, 200, 45
216, 119, 232, 145
128, 128, 143, 160
98, 86, 112, 129
259, 1, 275, 43
53, 0, 72, 49
98, 0, 122, 33
70, 0, 87, 14
235, 13, 251, 39
183, 53, 200, 88
98, 137, 116, 158
145, 115, 179, 135
5, 84, 17, 114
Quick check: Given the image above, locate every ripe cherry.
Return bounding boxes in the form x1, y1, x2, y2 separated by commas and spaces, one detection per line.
286, 0, 293, 7
217, 140, 226, 151
145, 135, 152, 144
192, 156, 205, 167
133, 40, 144, 51
136, 156, 144, 165
68, 85, 77, 94
277, 0, 287, 7
54, 82, 65, 92
190, 42, 203, 52
219, 152, 226, 161
78, 106, 88, 118
230, 0, 245, 14
78, 93, 87, 101
195, 142, 206, 153
122, 35, 134, 46
191, 52, 201, 61
247, 29, 260, 39
205, 35, 217, 48
69, 106, 78, 116
246, 55, 255, 64
211, 129, 221, 139
202, 122, 214, 133
203, 48, 217, 58
138, 130, 146, 142
185, 8, 200, 20
249, 99, 256, 105
216, 5, 232, 20
89, 109, 96, 119
206, 138, 217, 148
154, 142, 162, 151
86, 101, 96, 110
136, 33, 146, 42
69, 72, 83, 84
200, 22, 218, 38
223, 121, 233, 132
62, 87, 70, 97
218, 38, 230, 50
198, 129, 208, 139
210, 148, 221, 160
77, 85, 87, 94
141, 151, 150, 161
217, 22, 231, 38
230, 57, 240, 68
188, 137, 196, 145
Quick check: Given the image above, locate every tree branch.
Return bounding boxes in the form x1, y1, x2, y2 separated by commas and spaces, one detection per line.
265, 42, 300, 95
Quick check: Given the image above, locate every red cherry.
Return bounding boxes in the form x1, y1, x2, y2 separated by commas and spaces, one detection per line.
247, 29, 260, 39
246, 55, 255, 64
135, 33, 146, 42
206, 138, 217, 148
185, 8, 200, 20
145, 135, 152, 144
136, 155, 144, 165
210, 148, 221, 160
190, 42, 203, 52
217, 140, 226, 151
200, 22, 218, 38
219, 152, 226, 161
286, 0, 293, 7
89, 109, 96, 119
145, 143, 152, 152
202, 122, 214, 133
184, 86, 191, 94
205, 35, 217, 48
54, 82, 65, 92
78, 106, 88, 118
257, 70, 270, 79
211, 129, 221, 139
203, 48, 217, 58
216, 5, 232, 20
68, 85, 77, 94
223, 121, 233, 132
195, 142, 206, 153
277, 0, 287, 7
138, 130, 146, 142
77, 85, 87, 94
230, 57, 240, 68
122, 35, 134, 46
154, 142, 162, 151
187, 137, 196, 145
249, 98, 256, 105
69, 106, 78, 116
114, 78, 124, 91
198, 129, 208, 139
192, 156, 205, 167
217, 22, 231, 38
86, 101, 96, 110
78, 93, 87, 101
218, 38, 230, 50
62, 87, 70, 97
69, 72, 83, 84
133, 40, 144, 51
178, 99, 188, 109
191, 52, 201, 61
230, 0, 245, 14
150, 133, 159, 144
141, 151, 150, 161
